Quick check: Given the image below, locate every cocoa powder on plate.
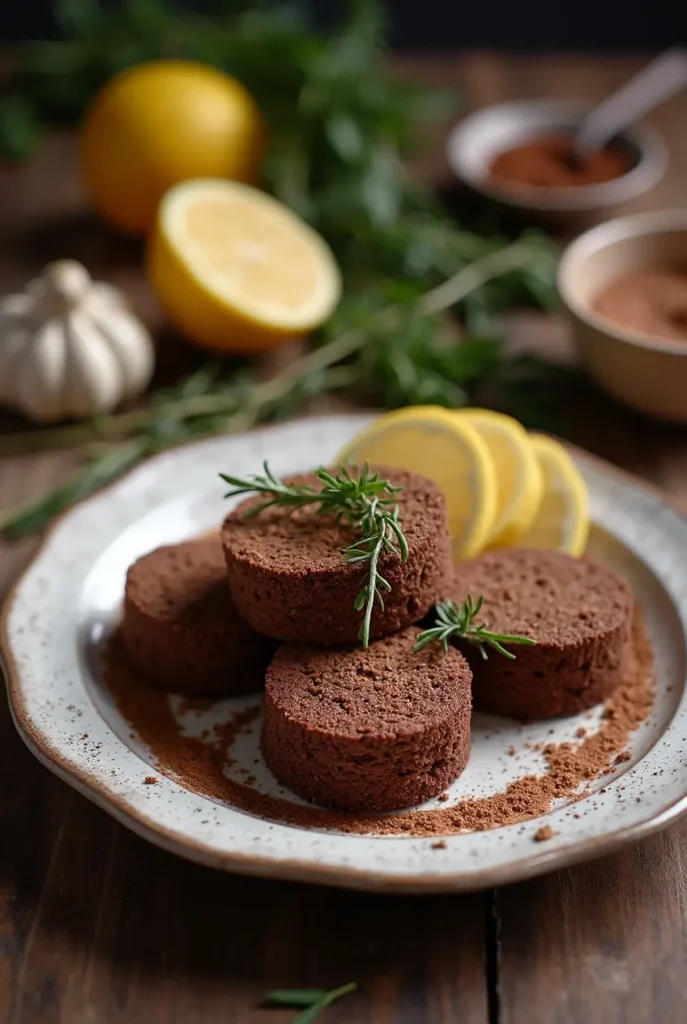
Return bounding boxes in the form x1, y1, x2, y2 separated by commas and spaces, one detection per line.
101, 612, 654, 837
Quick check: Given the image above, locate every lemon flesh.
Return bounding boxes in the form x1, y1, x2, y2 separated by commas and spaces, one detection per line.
453, 409, 544, 547
337, 406, 498, 558
148, 179, 341, 354
515, 434, 589, 556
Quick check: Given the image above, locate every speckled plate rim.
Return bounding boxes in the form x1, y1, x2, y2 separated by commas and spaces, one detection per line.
3, 413, 687, 894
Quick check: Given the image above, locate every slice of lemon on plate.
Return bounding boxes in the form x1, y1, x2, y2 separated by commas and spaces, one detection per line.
453, 408, 543, 547
336, 406, 497, 558
515, 434, 589, 556
148, 178, 341, 354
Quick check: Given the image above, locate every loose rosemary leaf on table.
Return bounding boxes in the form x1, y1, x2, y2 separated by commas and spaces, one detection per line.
266, 981, 357, 1022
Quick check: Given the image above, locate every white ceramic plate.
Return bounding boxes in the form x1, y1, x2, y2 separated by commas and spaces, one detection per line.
2, 414, 687, 893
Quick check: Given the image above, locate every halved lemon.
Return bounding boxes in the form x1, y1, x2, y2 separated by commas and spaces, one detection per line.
148, 179, 341, 354
336, 406, 498, 558
452, 409, 544, 547
515, 434, 589, 555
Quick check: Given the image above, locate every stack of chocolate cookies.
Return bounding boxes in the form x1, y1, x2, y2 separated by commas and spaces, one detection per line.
120, 465, 633, 813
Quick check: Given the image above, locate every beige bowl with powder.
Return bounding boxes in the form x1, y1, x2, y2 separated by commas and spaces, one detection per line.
558, 210, 687, 423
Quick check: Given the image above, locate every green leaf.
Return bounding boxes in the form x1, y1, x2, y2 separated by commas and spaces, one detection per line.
292, 997, 329, 1024
403, 86, 458, 123
360, 145, 403, 226
55, 0, 103, 37
0, 95, 40, 161
325, 112, 364, 162
292, 982, 358, 1023
267, 988, 327, 1007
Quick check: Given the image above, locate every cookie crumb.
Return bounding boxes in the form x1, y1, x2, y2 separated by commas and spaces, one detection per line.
438, 793, 450, 802
575, 726, 587, 738
431, 840, 447, 850
507, 746, 517, 756
100, 612, 655, 840
615, 750, 632, 764
533, 825, 555, 842
144, 776, 158, 785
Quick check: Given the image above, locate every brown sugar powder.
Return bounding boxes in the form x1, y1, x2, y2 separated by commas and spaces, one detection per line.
101, 612, 655, 837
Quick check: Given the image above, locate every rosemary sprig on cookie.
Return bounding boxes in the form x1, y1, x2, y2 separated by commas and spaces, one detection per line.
414, 595, 536, 659
220, 462, 408, 648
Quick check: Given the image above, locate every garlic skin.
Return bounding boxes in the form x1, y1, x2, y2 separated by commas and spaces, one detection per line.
0, 260, 155, 422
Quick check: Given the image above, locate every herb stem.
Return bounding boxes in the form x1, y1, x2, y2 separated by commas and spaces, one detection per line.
223, 464, 407, 646
414, 595, 537, 659
0, 239, 533, 459
360, 535, 382, 647
0, 354, 364, 457
420, 241, 538, 316
292, 982, 358, 1023
0, 436, 150, 539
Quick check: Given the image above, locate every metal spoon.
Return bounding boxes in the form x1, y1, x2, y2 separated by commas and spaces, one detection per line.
573, 48, 687, 162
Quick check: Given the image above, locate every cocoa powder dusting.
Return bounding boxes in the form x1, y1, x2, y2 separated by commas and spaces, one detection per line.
101, 613, 654, 837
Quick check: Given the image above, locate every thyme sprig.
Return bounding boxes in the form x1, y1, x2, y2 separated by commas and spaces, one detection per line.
266, 981, 357, 1022
221, 462, 407, 647
413, 595, 536, 659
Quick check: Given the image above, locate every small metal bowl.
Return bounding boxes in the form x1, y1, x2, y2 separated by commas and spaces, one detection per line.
558, 210, 687, 423
446, 99, 667, 229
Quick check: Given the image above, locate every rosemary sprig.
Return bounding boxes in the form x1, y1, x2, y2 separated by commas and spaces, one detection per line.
413, 595, 536, 659
0, 1, 568, 542
266, 981, 357, 1022
221, 463, 407, 647
0, 235, 570, 541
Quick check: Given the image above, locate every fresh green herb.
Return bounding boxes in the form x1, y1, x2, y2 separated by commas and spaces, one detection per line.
0, 0, 557, 332
266, 982, 357, 1022
266, 989, 330, 1008
221, 463, 407, 647
0, 247, 574, 543
0, 2, 570, 538
413, 595, 537, 659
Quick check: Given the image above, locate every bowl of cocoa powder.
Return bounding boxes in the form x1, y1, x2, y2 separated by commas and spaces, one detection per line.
446, 100, 666, 228
558, 210, 687, 422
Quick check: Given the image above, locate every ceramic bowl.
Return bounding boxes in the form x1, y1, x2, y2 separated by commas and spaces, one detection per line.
558, 210, 687, 423
446, 99, 667, 229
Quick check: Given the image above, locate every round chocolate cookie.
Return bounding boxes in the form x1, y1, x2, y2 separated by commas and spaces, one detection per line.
122, 539, 273, 697
221, 466, 452, 644
261, 627, 472, 812
451, 548, 633, 720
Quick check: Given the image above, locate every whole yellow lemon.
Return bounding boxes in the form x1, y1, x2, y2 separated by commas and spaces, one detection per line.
79, 60, 264, 235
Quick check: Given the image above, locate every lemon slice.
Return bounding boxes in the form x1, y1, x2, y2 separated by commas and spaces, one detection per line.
452, 409, 544, 547
337, 406, 497, 558
515, 434, 589, 555
148, 179, 341, 354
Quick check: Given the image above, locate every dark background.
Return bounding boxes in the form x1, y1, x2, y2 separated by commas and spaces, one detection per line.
0, 0, 685, 50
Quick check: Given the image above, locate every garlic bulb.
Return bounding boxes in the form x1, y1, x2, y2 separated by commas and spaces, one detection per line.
0, 260, 155, 422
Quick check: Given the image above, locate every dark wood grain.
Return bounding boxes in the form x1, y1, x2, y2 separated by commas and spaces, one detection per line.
495, 830, 687, 1024
2, 53, 687, 1023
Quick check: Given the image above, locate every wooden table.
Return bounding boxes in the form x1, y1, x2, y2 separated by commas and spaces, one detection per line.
2, 54, 687, 1024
